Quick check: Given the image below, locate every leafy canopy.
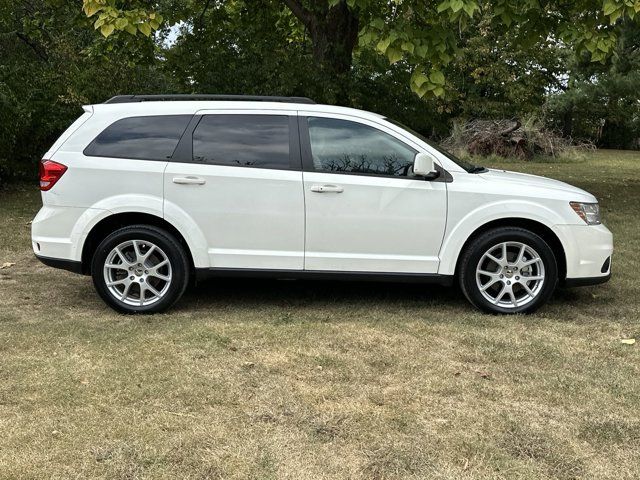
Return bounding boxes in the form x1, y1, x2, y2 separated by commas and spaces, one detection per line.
82, 0, 640, 98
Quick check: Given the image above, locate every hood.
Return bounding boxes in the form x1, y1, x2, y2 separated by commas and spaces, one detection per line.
479, 168, 596, 201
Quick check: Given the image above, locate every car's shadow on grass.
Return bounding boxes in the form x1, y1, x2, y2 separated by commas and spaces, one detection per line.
175, 276, 612, 320
180, 277, 463, 310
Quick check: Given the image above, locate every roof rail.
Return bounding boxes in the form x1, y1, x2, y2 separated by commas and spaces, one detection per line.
104, 94, 316, 105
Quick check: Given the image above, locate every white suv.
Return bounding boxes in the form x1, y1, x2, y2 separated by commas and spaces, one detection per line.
32, 95, 612, 314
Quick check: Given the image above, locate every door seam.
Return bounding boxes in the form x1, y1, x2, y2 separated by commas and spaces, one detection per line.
297, 113, 308, 270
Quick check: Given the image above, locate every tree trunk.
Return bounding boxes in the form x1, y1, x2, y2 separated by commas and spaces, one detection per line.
283, 0, 359, 102
561, 108, 573, 138
306, 3, 359, 74
599, 95, 625, 148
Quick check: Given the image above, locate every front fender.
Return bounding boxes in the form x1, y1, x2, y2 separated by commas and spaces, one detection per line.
438, 199, 568, 276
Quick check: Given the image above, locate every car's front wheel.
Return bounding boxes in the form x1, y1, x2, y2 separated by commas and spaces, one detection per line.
91, 225, 190, 314
459, 227, 558, 314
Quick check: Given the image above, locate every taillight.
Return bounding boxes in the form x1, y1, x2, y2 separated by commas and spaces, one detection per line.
39, 160, 67, 191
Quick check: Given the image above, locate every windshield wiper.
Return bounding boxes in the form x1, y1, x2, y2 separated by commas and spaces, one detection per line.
468, 165, 488, 173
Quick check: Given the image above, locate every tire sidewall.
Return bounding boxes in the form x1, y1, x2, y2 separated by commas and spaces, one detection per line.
91, 226, 189, 314
460, 228, 558, 314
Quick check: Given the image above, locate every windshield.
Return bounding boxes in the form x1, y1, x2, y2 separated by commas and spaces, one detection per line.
384, 118, 484, 173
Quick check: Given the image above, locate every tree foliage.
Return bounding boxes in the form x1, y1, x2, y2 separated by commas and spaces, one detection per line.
82, 0, 640, 98
0, 0, 175, 183
546, 20, 640, 148
1, 1, 640, 184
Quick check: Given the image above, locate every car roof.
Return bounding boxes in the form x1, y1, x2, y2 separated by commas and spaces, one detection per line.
88, 100, 385, 120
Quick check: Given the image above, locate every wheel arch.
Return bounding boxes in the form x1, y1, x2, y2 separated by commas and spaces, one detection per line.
451, 218, 567, 281
81, 212, 195, 275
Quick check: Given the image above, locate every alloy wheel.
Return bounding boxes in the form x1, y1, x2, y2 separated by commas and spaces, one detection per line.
103, 240, 172, 307
475, 241, 545, 309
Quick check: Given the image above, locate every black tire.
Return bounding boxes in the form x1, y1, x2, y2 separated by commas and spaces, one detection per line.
91, 225, 190, 314
458, 227, 558, 314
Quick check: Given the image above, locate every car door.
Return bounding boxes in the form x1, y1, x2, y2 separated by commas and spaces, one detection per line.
164, 110, 305, 270
299, 113, 447, 274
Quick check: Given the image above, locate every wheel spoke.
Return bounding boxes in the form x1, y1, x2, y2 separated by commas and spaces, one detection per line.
146, 283, 162, 298
115, 246, 130, 266
480, 278, 501, 292
516, 244, 526, 265
494, 284, 508, 304
522, 275, 544, 281
139, 284, 146, 305
478, 269, 499, 277
149, 272, 170, 282
132, 240, 144, 262
509, 290, 518, 307
152, 259, 168, 269
486, 253, 502, 265
107, 279, 127, 287
521, 283, 535, 297
521, 257, 540, 267
105, 263, 128, 271
141, 245, 156, 265
120, 282, 132, 301
106, 265, 126, 273
501, 243, 508, 263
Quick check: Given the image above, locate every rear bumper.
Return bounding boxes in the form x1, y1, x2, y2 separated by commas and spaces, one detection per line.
31, 204, 109, 262
35, 254, 83, 274
31, 205, 84, 261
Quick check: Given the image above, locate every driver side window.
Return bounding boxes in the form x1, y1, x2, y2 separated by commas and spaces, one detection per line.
307, 117, 417, 177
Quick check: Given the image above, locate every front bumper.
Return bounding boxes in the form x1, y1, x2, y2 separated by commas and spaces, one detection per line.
563, 272, 611, 287
554, 223, 613, 285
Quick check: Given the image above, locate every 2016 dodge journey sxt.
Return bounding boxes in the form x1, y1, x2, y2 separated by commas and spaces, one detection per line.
32, 94, 613, 314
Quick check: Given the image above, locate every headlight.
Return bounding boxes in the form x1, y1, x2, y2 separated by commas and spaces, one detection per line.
570, 202, 601, 225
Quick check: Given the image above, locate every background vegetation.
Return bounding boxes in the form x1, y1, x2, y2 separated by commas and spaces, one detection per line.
2, 0, 640, 184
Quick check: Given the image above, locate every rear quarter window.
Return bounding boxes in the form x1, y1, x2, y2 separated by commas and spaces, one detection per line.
84, 115, 191, 160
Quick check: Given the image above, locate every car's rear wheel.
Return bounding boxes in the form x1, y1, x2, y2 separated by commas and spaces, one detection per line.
91, 225, 189, 314
459, 227, 558, 314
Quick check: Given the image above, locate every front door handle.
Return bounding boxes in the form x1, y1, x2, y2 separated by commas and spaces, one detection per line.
310, 184, 344, 193
173, 176, 206, 185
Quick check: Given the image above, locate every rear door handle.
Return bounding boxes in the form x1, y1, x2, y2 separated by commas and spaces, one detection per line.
173, 176, 206, 185
310, 184, 344, 193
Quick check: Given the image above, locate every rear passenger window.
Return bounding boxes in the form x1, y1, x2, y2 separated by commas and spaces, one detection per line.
192, 115, 290, 169
84, 115, 191, 160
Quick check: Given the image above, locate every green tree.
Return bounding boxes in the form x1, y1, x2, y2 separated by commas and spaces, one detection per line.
161, 1, 448, 133
82, 0, 640, 99
546, 20, 640, 148
0, 0, 174, 183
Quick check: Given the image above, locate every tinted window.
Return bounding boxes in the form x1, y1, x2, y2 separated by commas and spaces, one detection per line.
308, 117, 417, 177
84, 115, 191, 160
193, 115, 290, 169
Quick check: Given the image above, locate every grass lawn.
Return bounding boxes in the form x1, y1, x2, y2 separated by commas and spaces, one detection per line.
0, 149, 639, 479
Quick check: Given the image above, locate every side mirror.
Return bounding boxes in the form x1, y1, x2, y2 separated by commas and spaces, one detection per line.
413, 152, 439, 179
